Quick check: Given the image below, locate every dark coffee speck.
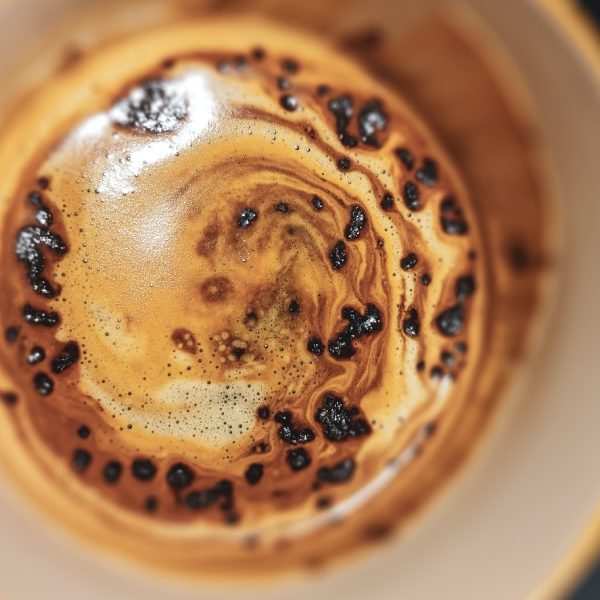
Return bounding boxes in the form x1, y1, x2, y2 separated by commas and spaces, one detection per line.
416, 158, 438, 187
132, 459, 157, 481
402, 181, 420, 211
307, 337, 325, 356
286, 448, 311, 471
167, 463, 194, 490
33, 372, 53, 396
280, 94, 298, 111
329, 240, 347, 270
103, 461, 123, 484
402, 308, 420, 337
72, 448, 92, 472
400, 253, 418, 270
244, 463, 264, 485
436, 304, 465, 337
238, 208, 257, 228
317, 458, 355, 484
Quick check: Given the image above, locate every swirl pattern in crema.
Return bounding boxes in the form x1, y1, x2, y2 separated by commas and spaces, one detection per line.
0, 20, 485, 577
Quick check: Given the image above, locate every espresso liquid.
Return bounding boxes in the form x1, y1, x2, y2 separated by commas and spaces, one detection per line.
0, 18, 490, 576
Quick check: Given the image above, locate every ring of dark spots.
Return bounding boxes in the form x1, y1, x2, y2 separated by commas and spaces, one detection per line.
317, 84, 331, 96
402, 308, 420, 337
288, 299, 300, 314
327, 304, 382, 360
166, 462, 194, 490
280, 94, 298, 111
337, 157, 351, 171
358, 100, 387, 147
275, 411, 315, 445
317, 458, 355, 484
4, 326, 19, 344
421, 273, 431, 286
328, 95, 358, 148
257, 405, 270, 420
436, 304, 464, 337
275, 202, 289, 213
27, 346, 46, 364
344, 205, 367, 240
1, 392, 18, 405
72, 448, 92, 472
103, 460, 123, 484
131, 458, 157, 481
286, 448, 311, 471
281, 58, 299, 74
244, 463, 264, 485
400, 253, 418, 270
440, 197, 469, 235
33, 372, 53, 396
315, 394, 371, 442
238, 208, 258, 228
144, 496, 158, 512
307, 336, 325, 356
22, 304, 60, 327
329, 240, 347, 270
402, 181, 420, 211
51, 341, 80, 374
380, 192, 394, 210
395, 147, 414, 171
311, 195, 324, 211
416, 158, 438, 187
455, 275, 475, 301
77, 425, 90, 439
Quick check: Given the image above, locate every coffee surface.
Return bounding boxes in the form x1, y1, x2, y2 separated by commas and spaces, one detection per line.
0, 19, 485, 573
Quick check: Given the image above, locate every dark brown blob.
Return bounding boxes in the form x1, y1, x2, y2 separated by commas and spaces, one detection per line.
131, 459, 157, 481
277, 77, 291, 91
27, 346, 45, 364
307, 337, 325, 356
402, 308, 420, 337
455, 275, 475, 301
15, 225, 67, 298
286, 448, 311, 471
166, 463, 194, 490
317, 458, 356, 484
257, 405, 270, 420
77, 425, 90, 439
232, 55, 247, 70
238, 207, 258, 228
400, 253, 418, 270
328, 95, 358, 148
28, 191, 53, 227
402, 181, 420, 211
395, 147, 415, 171
251, 47, 265, 60
186, 488, 220, 510
103, 461, 123, 484
416, 360, 426, 372
344, 205, 367, 241
22, 304, 60, 327
33, 372, 53, 396
274, 411, 315, 445
115, 79, 188, 134
244, 463, 264, 485
440, 197, 469, 235
337, 157, 351, 171
4, 326, 19, 344
288, 299, 300, 314
37, 176, 50, 190
421, 273, 431, 286
51, 341, 80, 374
455, 341, 468, 353
316, 496, 332, 510
329, 240, 347, 270
315, 394, 371, 442
196, 222, 219, 257
171, 328, 197, 354
507, 243, 531, 271
380, 192, 394, 210
311, 195, 324, 211
440, 350, 454, 365
436, 305, 465, 337
72, 448, 92, 472
358, 100, 387, 147
200, 276, 233, 303
1, 392, 18, 405
275, 202, 289, 213
415, 158, 438, 187
281, 58, 299, 74
317, 84, 331, 97
144, 497, 158, 512
327, 304, 383, 360
280, 94, 298, 111
430, 366, 444, 379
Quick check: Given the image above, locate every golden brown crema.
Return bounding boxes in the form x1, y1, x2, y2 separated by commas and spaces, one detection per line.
0, 20, 485, 576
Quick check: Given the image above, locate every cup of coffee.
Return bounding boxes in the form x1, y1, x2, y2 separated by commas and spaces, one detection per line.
0, 1, 597, 598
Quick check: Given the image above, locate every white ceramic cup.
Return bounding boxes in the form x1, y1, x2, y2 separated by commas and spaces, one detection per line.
0, 0, 598, 598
